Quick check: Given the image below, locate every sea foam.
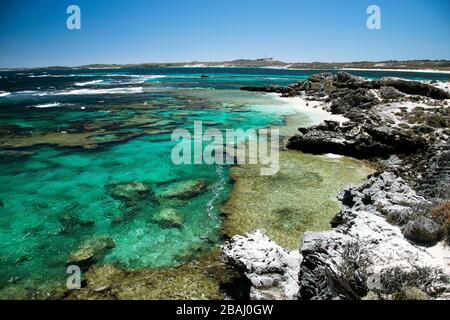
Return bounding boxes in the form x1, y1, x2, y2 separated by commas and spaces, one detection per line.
31, 102, 62, 108
36, 87, 144, 96
75, 80, 104, 86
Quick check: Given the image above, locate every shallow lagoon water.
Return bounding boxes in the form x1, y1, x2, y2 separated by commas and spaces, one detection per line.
0, 87, 298, 289
0, 67, 448, 296
222, 150, 375, 249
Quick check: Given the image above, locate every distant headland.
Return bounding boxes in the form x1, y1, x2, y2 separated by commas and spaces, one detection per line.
3, 59, 450, 72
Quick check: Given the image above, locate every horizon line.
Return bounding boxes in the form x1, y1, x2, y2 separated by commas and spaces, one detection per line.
2, 58, 450, 71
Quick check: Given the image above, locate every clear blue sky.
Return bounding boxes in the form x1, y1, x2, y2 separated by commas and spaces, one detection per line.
0, 0, 449, 68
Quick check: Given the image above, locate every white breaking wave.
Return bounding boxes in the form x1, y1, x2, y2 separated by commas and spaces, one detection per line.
0, 91, 11, 97
28, 73, 166, 80
206, 165, 227, 219
119, 75, 166, 84
36, 87, 144, 96
142, 75, 165, 79
75, 80, 104, 86
28, 74, 56, 78
88, 67, 121, 70
29, 73, 105, 78
16, 90, 39, 94
29, 73, 106, 78
31, 102, 62, 108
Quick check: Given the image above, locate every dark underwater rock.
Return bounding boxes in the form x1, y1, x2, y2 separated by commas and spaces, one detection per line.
105, 181, 154, 203
107, 182, 158, 225
15, 255, 31, 264
59, 214, 94, 232
111, 204, 146, 225
159, 179, 207, 200
67, 236, 115, 271
0, 150, 34, 162
64, 252, 235, 300
151, 208, 184, 228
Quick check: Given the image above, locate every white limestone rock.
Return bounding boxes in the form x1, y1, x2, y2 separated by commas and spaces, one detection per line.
339, 172, 426, 216
221, 230, 301, 300
221, 172, 449, 300
300, 172, 448, 299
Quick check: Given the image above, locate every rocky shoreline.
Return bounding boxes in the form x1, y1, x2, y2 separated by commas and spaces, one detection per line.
221, 73, 450, 300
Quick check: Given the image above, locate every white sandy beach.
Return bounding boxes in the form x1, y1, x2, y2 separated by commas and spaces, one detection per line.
274, 94, 349, 124
184, 64, 450, 75
340, 67, 450, 74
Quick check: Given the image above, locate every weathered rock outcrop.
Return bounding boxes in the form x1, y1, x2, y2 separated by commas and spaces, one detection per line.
286, 120, 426, 159
300, 173, 447, 300
415, 143, 450, 199
221, 173, 449, 300
241, 72, 450, 100
336, 172, 425, 220
266, 73, 450, 192
229, 72, 450, 300
402, 217, 444, 245
221, 230, 301, 300
367, 79, 450, 100
241, 85, 292, 95
67, 236, 115, 271
379, 86, 404, 100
